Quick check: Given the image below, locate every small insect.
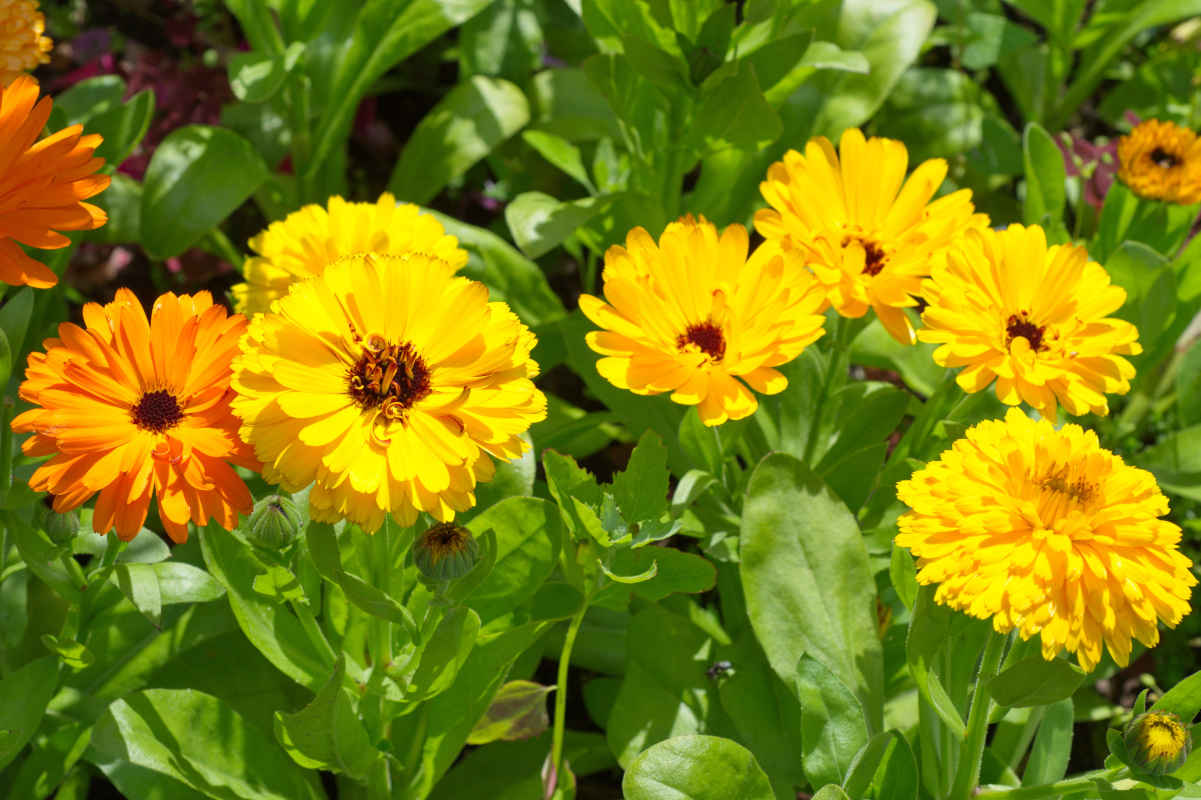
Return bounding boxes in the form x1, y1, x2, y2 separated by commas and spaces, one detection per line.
706, 660, 733, 679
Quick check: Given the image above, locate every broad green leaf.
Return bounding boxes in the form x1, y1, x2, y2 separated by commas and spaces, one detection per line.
1151, 669, 1201, 723
200, 524, 334, 690
961, 12, 1038, 70
623, 735, 774, 800
465, 497, 561, 622
795, 655, 869, 788
389, 76, 529, 204
141, 125, 268, 259
403, 606, 481, 701
88, 89, 155, 168
273, 656, 378, 778
691, 61, 781, 153
1176, 338, 1201, 426
429, 210, 565, 326
905, 586, 967, 736
843, 730, 918, 800
92, 688, 324, 799
10, 522, 83, 601
1022, 122, 1067, 235
812, 788, 852, 800
85, 172, 142, 245
528, 68, 624, 142
1094, 183, 1198, 264
6, 717, 90, 800
543, 448, 606, 543
304, 0, 494, 182
466, 680, 554, 745
0, 286, 33, 357
0, 327, 12, 389
430, 730, 614, 800
91, 759, 211, 800
612, 430, 670, 525
595, 547, 715, 602
1024, 698, 1073, 785
228, 42, 305, 103
740, 453, 883, 731
50, 75, 125, 126
1133, 424, 1201, 500
505, 191, 614, 258
153, 562, 225, 605
41, 634, 94, 669
989, 657, 1086, 708
459, 0, 544, 81
606, 604, 721, 767
0, 656, 59, 770
523, 129, 596, 192
116, 563, 163, 627
876, 67, 984, 162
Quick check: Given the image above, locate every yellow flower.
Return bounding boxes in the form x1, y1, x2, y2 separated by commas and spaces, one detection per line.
230, 192, 468, 316
1117, 119, 1201, 205
231, 252, 546, 531
919, 223, 1140, 419
12, 289, 257, 542
896, 408, 1196, 672
755, 128, 985, 345
0, 1, 51, 85
1125, 711, 1191, 775
0, 75, 109, 288
579, 216, 827, 427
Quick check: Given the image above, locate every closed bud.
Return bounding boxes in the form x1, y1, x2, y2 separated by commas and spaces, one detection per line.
415, 522, 478, 580
1125, 711, 1191, 775
43, 507, 80, 545
246, 495, 303, 550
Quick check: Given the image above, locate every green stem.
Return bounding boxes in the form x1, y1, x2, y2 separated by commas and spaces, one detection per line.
205, 227, 244, 271
290, 596, 336, 664
949, 630, 1008, 800
974, 767, 1126, 799
889, 369, 960, 466
801, 315, 860, 465
550, 601, 589, 790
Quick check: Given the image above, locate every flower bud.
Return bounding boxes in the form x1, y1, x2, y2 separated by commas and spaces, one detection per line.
1124, 711, 1191, 775
245, 495, 303, 550
43, 507, 80, 545
414, 522, 478, 580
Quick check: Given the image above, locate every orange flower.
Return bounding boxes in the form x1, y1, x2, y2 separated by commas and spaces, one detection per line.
0, 1, 52, 85
0, 75, 110, 288
12, 289, 258, 542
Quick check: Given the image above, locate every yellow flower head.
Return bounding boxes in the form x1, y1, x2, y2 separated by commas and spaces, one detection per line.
1125, 711, 1191, 775
579, 215, 827, 427
896, 408, 1196, 672
0, 1, 51, 85
231, 192, 468, 316
231, 252, 546, 531
0, 75, 109, 288
1117, 119, 1201, 205
12, 289, 257, 543
755, 128, 985, 345
919, 223, 1140, 420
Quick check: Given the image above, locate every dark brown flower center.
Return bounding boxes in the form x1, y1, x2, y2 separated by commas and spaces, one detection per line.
1151, 147, 1181, 169
347, 334, 431, 419
843, 236, 887, 276
1039, 471, 1098, 506
677, 322, 726, 362
131, 389, 184, 433
1005, 313, 1047, 352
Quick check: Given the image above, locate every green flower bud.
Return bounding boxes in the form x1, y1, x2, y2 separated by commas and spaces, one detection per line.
415, 522, 478, 580
246, 495, 303, 550
1125, 711, 1191, 775
43, 507, 80, 545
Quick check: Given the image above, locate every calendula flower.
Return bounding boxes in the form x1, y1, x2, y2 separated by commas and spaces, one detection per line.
896, 408, 1195, 672
755, 128, 984, 345
1125, 711, 1191, 775
12, 290, 257, 542
231, 252, 545, 531
0, 75, 109, 288
230, 192, 468, 315
1117, 119, 1201, 205
0, 1, 51, 85
579, 216, 827, 427
919, 224, 1140, 419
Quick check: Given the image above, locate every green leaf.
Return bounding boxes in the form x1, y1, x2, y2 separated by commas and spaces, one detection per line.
812, 787, 852, 800
41, 634, 94, 669
960, 12, 1038, 70
740, 453, 883, 731
505, 191, 614, 258
430, 731, 614, 800
989, 657, 1086, 708
116, 563, 163, 627
0, 656, 59, 770
51, 75, 126, 126
273, 655, 378, 778
1176, 338, 1201, 426
843, 730, 919, 800
1094, 182, 1198, 264
83, 173, 142, 245
691, 61, 781, 153
153, 562, 226, 605
200, 524, 334, 690
623, 735, 774, 800
0, 286, 33, 357
228, 42, 305, 103
88, 89, 155, 168
465, 497, 561, 622
141, 125, 269, 259
92, 688, 324, 799
0, 327, 12, 389
905, 586, 967, 736
389, 76, 529, 204
1151, 669, 1201, 723
596, 547, 715, 602
427, 211, 566, 327
1024, 698, 1073, 784
875, 67, 984, 162
1022, 122, 1067, 235
543, 448, 606, 543
523, 129, 596, 192
612, 430, 670, 525
528, 67, 624, 142
795, 654, 869, 788
466, 680, 554, 745
304, 0, 495, 182
403, 606, 481, 701
598, 556, 658, 584
1134, 424, 1201, 501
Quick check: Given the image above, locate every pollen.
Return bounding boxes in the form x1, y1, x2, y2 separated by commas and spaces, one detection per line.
131, 389, 184, 433
347, 336, 431, 416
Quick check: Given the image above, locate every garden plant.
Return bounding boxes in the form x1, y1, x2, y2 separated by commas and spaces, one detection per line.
4, 1, 1201, 799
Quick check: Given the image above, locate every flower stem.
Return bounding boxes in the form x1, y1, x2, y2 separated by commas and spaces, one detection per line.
802, 314, 861, 465
549, 600, 589, 791
974, 767, 1126, 799
949, 629, 1008, 800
